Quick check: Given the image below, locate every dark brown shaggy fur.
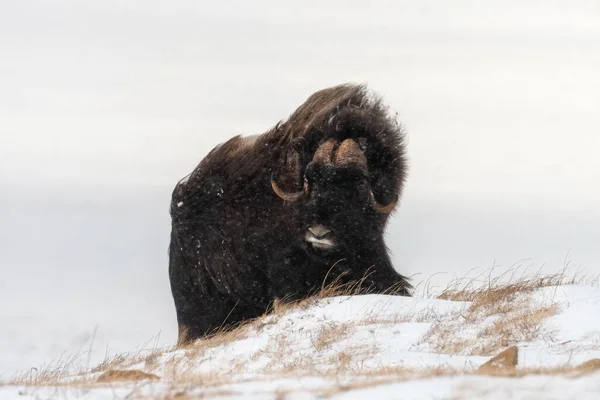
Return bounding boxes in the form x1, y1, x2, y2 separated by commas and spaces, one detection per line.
168, 83, 410, 345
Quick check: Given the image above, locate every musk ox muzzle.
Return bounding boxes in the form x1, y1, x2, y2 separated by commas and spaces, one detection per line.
271, 138, 397, 214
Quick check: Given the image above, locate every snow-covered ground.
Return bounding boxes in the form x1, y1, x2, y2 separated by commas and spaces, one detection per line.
2, 281, 599, 399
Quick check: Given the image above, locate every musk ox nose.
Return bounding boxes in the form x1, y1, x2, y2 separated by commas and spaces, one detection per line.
305, 224, 335, 250
308, 225, 332, 239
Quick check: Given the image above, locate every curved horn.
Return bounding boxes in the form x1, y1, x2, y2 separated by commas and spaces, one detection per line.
370, 192, 398, 214
271, 137, 310, 202
333, 139, 368, 171
271, 174, 306, 202
312, 138, 337, 164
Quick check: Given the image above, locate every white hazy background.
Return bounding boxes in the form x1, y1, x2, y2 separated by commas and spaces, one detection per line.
1, 0, 599, 378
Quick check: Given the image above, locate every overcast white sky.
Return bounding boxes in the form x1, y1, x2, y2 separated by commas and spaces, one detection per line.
1, 0, 599, 376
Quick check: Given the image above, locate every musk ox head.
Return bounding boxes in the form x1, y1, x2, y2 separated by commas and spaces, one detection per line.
271, 137, 398, 253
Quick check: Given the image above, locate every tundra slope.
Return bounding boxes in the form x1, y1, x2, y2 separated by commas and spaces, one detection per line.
4, 276, 600, 399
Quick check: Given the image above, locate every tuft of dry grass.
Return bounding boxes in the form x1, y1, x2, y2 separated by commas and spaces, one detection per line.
418, 304, 559, 356
572, 359, 600, 377
331, 352, 353, 372
438, 262, 598, 302
481, 305, 557, 349
8, 358, 87, 387
441, 272, 563, 302
416, 271, 579, 356
172, 271, 380, 352
181, 321, 254, 356
96, 369, 160, 383
5, 334, 172, 389
268, 272, 379, 316
312, 323, 353, 352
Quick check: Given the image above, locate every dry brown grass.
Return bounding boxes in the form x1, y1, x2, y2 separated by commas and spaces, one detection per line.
474, 359, 600, 378
258, 265, 411, 321
4, 336, 173, 389
171, 272, 378, 351
482, 305, 557, 349
181, 322, 254, 357
312, 323, 353, 352
415, 269, 598, 357
331, 352, 353, 371
96, 369, 160, 383
437, 263, 598, 302
268, 272, 383, 315
7, 357, 87, 387
418, 298, 559, 356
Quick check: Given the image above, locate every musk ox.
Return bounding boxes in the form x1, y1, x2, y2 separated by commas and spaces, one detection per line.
169, 83, 411, 345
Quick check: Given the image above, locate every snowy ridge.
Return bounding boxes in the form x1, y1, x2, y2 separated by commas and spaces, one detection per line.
2, 283, 600, 399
